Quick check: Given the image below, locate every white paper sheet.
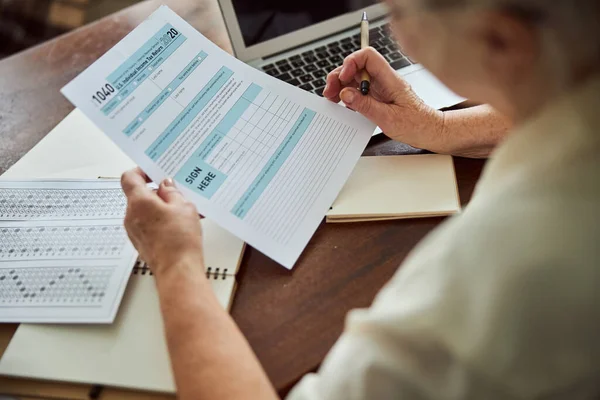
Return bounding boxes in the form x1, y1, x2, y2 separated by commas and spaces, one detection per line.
0, 180, 137, 323
61, 6, 375, 268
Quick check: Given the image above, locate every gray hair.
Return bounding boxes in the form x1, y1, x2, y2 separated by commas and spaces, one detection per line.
423, 0, 600, 85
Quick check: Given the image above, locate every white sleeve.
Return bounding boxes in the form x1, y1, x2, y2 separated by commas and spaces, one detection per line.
286, 294, 515, 400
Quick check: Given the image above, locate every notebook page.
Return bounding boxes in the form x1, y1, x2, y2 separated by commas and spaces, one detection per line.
61, 6, 375, 268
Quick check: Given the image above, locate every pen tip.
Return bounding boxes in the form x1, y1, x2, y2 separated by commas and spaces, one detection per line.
362, 11, 368, 21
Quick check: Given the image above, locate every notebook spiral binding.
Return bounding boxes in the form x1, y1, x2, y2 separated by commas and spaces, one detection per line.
206, 266, 228, 280
131, 259, 152, 276
131, 259, 228, 280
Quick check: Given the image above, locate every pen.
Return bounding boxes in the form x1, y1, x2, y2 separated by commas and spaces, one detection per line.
360, 11, 371, 95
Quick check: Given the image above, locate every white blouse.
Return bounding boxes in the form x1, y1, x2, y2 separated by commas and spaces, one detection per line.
288, 75, 600, 399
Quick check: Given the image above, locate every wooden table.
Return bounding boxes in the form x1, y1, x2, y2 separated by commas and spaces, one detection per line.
0, 0, 486, 397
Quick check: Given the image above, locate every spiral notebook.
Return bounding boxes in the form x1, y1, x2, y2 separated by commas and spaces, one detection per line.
0, 217, 244, 394
0, 109, 246, 394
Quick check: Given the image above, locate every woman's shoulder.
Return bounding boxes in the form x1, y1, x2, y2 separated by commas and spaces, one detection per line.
365, 168, 600, 398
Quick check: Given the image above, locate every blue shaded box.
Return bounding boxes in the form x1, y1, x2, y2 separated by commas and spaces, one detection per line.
175, 158, 227, 199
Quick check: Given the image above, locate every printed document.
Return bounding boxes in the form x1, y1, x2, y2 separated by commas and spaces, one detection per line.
0, 180, 137, 323
61, 6, 375, 268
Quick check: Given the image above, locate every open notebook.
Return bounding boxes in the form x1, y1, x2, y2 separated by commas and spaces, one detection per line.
0, 109, 245, 393
326, 155, 461, 223
0, 217, 244, 393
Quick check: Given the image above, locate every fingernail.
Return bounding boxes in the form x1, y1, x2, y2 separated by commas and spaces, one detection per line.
340, 89, 355, 104
162, 178, 174, 187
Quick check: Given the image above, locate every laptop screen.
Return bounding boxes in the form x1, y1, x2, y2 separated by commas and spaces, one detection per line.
231, 0, 378, 47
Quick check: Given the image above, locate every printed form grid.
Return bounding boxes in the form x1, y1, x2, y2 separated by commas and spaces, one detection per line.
0, 183, 133, 312
246, 114, 334, 230
210, 92, 302, 211
213, 101, 299, 208
0, 221, 131, 308
0, 224, 128, 260
213, 90, 276, 169
248, 115, 349, 241
0, 266, 114, 307
0, 188, 126, 220
244, 114, 356, 244
204, 87, 273, 205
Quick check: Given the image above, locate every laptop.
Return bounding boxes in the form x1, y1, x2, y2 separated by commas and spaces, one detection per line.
218, 0, 464, 116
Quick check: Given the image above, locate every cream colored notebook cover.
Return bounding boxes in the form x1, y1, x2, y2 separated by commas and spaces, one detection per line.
0, 109, 245, 393
1, 109, 136, 180
327, 155, 461, 222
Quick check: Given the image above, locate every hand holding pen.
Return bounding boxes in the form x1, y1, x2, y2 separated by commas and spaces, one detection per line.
321, 42, 443, 153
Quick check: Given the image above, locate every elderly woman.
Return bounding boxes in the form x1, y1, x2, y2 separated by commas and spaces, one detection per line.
120, 0, 600, 398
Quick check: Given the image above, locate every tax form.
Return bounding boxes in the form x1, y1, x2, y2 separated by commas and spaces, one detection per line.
61, 6, 375, 269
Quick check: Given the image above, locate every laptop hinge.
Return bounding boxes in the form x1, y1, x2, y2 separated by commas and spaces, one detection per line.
262, 16, 387, 61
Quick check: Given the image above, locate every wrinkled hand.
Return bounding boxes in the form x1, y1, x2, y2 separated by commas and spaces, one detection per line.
324, 47, 445, 152
121, 168, 204, 277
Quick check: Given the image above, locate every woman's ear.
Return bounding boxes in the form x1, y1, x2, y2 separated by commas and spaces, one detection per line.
477, 11, 539, 87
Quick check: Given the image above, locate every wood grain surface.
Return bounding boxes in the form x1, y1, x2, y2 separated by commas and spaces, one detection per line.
0, 0, 486, 395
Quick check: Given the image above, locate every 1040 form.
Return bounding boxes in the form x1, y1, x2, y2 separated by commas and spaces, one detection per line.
62, 6, 375, 268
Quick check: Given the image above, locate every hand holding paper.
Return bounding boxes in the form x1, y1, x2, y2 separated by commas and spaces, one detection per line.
121, 169, 205, 276
61, 6, 375, 268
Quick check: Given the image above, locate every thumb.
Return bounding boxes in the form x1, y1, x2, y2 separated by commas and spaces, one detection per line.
157, 178, 185, 205
340, 87, 390, 124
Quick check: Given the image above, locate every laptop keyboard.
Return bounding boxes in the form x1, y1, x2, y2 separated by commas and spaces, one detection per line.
261, 23, 413, 97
